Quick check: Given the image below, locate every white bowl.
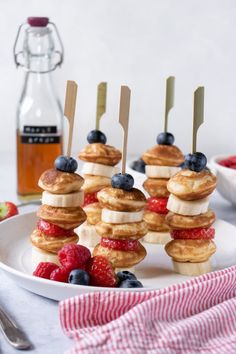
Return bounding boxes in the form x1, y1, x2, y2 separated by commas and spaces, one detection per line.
210, 154, 236, 205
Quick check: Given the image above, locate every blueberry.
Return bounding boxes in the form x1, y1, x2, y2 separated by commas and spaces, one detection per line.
130, 158, 146, 174
117, 271, 137, 282
68, 269, 90, 285
185, 152, 207, 172
54, 155, 78, 173
111, 173, 134, 191
156, 132, 175, 145
119, 279, 143, 288
87, 130, 107, 144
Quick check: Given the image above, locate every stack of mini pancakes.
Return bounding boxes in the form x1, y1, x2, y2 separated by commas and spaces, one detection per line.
31, 168, 86, 266
93, 187, 148, 272
78, 142, 122, 251
165, 168, 217, 275
142, 144, 184, 244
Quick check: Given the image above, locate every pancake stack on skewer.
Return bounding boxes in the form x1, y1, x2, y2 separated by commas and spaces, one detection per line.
142, 77, 184, 244
93, 86, 148, 272
30, 81, 87, 266
77, 83, 122, 251
165, 87, 217, 276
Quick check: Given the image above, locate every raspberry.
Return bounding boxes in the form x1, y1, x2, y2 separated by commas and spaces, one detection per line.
37, 219, 74, 237
58, 244, 91, 271
101, 238, 139, 251
86, 256, 118, 287
33, 262, 59, 279
218, 159, 232, 168
171, 227, 215, 240
50, 267, 70, 282
147, 197, 168, 214
83, 192, 98, 207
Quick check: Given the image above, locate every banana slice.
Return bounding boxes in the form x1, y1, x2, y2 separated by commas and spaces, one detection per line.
32, 246, 60, 268
82, 162, 118, 178
42, 190, 84, 207
145, 165, 181, 178
167, 194, 209, 216
172, 260, 211, 276
101, 209, 144, 224
76, 222, 100, 248
143, 231, 171, 245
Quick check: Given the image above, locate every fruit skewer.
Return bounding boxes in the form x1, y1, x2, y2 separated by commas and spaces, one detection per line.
94, 86, 148, 273
30, 81, 87, 266
77, 83, 122, 251
142, 77, 184, 244
165, 87, 217, 276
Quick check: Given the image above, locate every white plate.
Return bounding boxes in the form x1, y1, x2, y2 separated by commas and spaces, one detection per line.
0, 212, 235, 301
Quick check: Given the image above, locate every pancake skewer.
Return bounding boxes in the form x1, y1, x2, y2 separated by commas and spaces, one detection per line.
165, 87, 217, 276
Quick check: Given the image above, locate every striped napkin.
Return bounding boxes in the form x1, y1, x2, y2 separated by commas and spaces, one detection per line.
60, 265, 236, 354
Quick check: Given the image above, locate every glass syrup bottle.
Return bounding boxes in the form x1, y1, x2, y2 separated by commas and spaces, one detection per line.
14, 17, 64, 200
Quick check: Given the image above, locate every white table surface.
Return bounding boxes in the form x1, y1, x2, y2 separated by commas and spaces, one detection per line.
0, 154, 236, 354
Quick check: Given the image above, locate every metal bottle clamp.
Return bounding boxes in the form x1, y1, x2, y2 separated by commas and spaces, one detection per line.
13, 21, 64, 74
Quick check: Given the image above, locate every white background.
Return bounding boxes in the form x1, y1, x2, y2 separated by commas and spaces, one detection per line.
1, 0, 236, 159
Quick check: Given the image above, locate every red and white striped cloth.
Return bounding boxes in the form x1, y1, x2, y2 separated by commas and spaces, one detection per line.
60, 265, 236, 354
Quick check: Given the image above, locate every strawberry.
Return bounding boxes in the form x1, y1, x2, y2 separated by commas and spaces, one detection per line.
50, 267, 70, 282
101, 238, 139, 251
58, 244, 91, 271
0, 202, 18, 221
37, 219, 74, 237
86, 256, 118, 287
171, 227, 215, 240
146, 197, 168, 214
33, 262, 59, 279
83, 192, 98, 207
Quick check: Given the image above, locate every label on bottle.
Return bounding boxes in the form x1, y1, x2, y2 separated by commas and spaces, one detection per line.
21, 125, 60, 144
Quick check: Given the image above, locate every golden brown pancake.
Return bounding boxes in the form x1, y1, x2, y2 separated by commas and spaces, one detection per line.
165, 239, 216, 262
84, 202, 102, 225
82, 175, 111, 193
93, 242, 147, 268
142, 144, 184, 167
95, 220, 148, 240
167, 169, 217, 201
79, 143, 122, 166
143, 210, 169, 232
37, 205, 86, 227
30, 229, 79, 254
143, 178, 169, 198
38, 168, 84, 194
166, 209, 216, 230
97, 187, 146, 212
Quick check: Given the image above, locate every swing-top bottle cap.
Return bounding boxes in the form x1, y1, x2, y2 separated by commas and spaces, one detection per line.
27, 17, 49, 27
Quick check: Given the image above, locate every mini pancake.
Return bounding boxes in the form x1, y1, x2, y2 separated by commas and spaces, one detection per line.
167, 169, 217, 201
93, 242, 147, 268
143, 210, 169, 232
165, 239, 216, 263
30, 229, 79, 254
166, 209, 216, 230
79, 143, 122, 166
95, 220, 148, 240
38, 168, 84, 194
97, 187, 146, 212
142, 144, 184, 167
84, 202, 102, 225
37, 205, 87, 227
82, 175, 111, 193
143, 178, 169, 198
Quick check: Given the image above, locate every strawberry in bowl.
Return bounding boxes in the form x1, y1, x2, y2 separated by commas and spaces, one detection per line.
0, 202, 18, 222
210, 154, 236, 205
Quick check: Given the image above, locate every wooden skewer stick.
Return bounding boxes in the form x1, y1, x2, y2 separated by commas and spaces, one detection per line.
119, 86, 131, 174
192, 87, 204, 153
164, 76, 175, 132
95, 82, 107, 130
64, 80, 78, 157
